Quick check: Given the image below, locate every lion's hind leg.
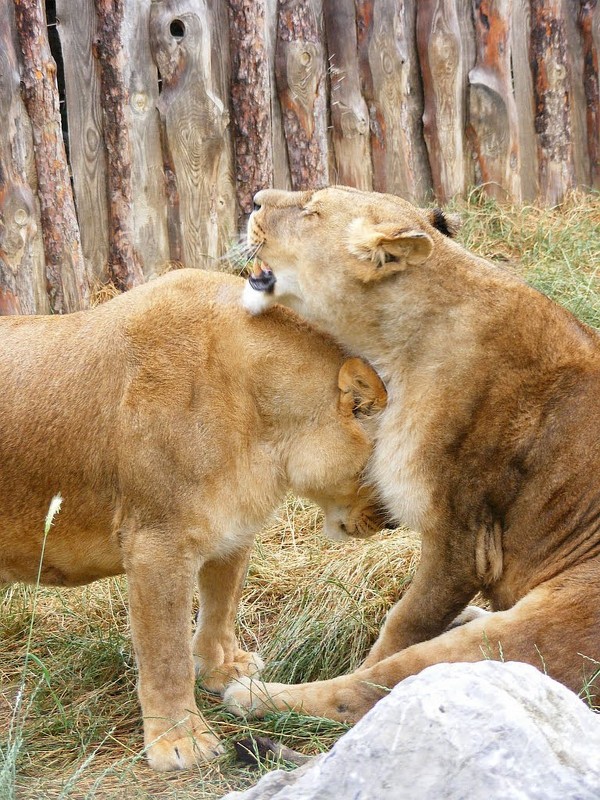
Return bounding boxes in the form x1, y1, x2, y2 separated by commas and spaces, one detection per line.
193, 545, 264, 694
225, 571, 600, 722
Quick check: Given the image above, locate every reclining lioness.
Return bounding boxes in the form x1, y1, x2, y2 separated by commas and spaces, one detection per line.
0, 268, 388, 771
226, 186, 600, 722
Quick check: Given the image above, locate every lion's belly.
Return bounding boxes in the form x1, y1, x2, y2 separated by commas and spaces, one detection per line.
0, 505, 123, 587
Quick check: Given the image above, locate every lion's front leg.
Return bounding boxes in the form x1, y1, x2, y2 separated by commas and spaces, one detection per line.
192, 545, 263, 694
123, 527, 223, 771
360, 530, 480, 669
224, 672, 385, 723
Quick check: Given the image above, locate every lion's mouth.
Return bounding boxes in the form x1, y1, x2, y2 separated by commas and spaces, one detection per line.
248, 267, 277, 294
248, 262, 276, 294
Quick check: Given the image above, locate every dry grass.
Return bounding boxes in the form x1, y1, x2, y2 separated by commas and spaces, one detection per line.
2, 191, 599, 799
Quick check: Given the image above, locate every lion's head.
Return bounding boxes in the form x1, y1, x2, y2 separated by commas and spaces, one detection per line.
242, 187, 461, 363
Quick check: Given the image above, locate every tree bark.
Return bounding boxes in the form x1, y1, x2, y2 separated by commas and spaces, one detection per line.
579, 0, 600, 187
149, 0, 233, 270
529, 0, 575, 204
324, 0, 371, 190
0, 0, 42, 314
356, 0, 431, 201
227, 0, 273, 223
55, 0, 109, 283
511, 0, 538, 200
94, 0, 145, 290
467, 0, 521, 201
14, 0, 90, 313
275, 0, 328, 190
0, 177, 37, 315
417, 0, 466, 202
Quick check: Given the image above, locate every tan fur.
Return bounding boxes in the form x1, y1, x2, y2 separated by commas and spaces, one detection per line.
0, 268, 389, 771
227, 186, 600, 723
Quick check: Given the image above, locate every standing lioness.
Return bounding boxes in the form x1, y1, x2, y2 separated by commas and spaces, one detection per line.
0, 268, 389, 771
226, 186, 600, 722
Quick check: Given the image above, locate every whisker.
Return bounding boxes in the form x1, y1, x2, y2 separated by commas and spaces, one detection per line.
246, 241, 262, 257
221, 239, 263, 272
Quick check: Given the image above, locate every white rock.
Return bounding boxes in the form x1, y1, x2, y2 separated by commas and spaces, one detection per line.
221, 661, 600, 800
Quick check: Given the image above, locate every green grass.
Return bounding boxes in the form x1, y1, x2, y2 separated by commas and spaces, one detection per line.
1, 192, 599, 798
452, 188, 599, 328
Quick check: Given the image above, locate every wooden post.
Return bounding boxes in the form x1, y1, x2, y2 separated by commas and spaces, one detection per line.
0, 176, 36, 315
122, 0, 170, 278
511, 0, 538, 200
149, 0, 234, 270
55, 0, 110, 282
14, 0, 90, 313
356, 0, 431, 201
94, 0, 145, 290
578, 0, 600, 188
417, 0, 467, 203
324, 0, 371, 190
265, 0, 292, 190
227, 0, 273, 222
467, 0, 521, 202
275, 0, 328, 190
562, 0, 592, 189
0, 0, 46, 314
529, 0, 575, 204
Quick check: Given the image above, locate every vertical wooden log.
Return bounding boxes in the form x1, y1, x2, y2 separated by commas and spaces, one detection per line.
227, 0, 274, 222
578, 0, 600, 187
200, 0, 237, 246
563, 0, 592, 188
55, 0, 110, 282
356, 0, 431, 201
122, 0, 170, 277
324, 0, 371, 190
0, 176, 35, 315
149, 0, 233, 270
94, 0, 145, 290
456, 0, 477, 192
511, 0, 538, 200
0, 0, 46, 314
14, 0, 90, 313
59, 0, 168, 282
529, 0, 575, 204
265, 0, 292, 189
417, 0, 467, 202
275, 0, 329, 190
467, 0, 521, 202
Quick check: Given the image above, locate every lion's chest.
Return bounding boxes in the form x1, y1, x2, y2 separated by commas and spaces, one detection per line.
370, 400, 433, 534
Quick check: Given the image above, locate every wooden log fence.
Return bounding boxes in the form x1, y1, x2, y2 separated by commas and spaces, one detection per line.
0, 0, 598, 313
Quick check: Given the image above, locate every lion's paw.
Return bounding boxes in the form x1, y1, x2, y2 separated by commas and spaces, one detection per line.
145, 720, 224, 772
446, 605, 490, 630
223, 676, 296, 718
195, 650, 265, 694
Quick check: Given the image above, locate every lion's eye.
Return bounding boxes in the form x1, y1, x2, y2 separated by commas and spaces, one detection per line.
301, 206, 320, 218
382, 251, 395, 263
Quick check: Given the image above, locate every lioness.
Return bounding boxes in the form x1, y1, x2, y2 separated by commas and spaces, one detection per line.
225, 186, 600, 723
0, 268, 389, 771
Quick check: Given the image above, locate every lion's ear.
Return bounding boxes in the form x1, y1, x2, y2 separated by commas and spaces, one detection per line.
338, 358, 387, 418
346, 218, 433, 282
428, 207, 462, 238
